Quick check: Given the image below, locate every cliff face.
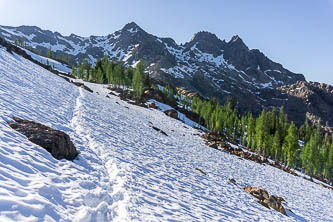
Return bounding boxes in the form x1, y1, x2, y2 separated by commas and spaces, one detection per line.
278, 81, 333, 131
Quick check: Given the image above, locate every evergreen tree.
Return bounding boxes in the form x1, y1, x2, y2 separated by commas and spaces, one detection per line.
327, 142, 333, 182
106, 63, 113, 84
13, 36, 17, 45
46, 47, 53, 59
247, 113, 256, 149
321, 140, 330, 178
132, 64, 144, 97
124, 67, 134, 87
113, 63, 123, 87
302, 133, 319, 175
304, 119, 313, 143
282, 122, 299, 168
272, 129, 282, 160
241, 115, 248, 146
77, 62, 84, 79
97, 68, 104, 83
255, 110, 268, 154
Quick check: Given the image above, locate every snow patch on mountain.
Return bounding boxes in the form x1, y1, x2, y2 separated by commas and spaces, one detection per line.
126, 27, 138, 33
160, 67, 185, 79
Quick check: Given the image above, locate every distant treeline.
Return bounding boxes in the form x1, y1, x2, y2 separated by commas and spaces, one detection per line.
12, 36, 72, 65
72, 57, 149, 97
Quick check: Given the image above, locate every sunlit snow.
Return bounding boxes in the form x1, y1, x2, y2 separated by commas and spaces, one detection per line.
0, 47, 332, 221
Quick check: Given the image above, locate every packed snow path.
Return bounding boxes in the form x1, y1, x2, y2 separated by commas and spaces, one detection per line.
0, 47, 127, 221
0, 46, 333, 221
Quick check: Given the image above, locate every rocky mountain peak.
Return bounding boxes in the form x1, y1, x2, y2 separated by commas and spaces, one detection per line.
185, 31, 225, 56
121, 22, 143, 34
190, 31, 220, 43
16, 25, 40, 32
227, 35, 248, 50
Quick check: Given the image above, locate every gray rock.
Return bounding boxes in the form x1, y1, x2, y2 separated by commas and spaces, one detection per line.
8, 117, 78, 160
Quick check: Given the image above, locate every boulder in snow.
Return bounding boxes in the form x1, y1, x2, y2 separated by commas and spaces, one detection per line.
244, 186, 287, 216
8, 117, 78, 160
151, 126, 168, 136
164, 109, 178, 120
72, 81, 93, 93
147, 103, 157, 109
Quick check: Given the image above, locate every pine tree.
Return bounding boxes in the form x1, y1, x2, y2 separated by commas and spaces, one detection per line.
302, 133, 317, 175
13, 36, 17, 45
282, 122, 299, 168
46, 47, 53, 59
132, 64, 144, 97
113, 63, 123, 87
106, 63, 113, 84
272, 129, 282, 160
124, 67, 134, 87
77, 62, 84, 79
97, 68, 104, 83
241, 115, 248, 146
278, 106, 288, 139
301, 139, 310, 174
304, 119, 313, 143
327, 142, 333, 182
321, 140, 330, 178
255, 110, 268, 154
247, 113, 256, 149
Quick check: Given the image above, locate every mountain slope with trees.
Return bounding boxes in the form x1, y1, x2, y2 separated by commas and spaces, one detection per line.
0, 22, 331, 134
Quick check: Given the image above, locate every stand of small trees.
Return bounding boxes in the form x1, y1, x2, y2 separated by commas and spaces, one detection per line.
72, 57, 149, 97
13, 36, 25, 47
190, 96, 333, 183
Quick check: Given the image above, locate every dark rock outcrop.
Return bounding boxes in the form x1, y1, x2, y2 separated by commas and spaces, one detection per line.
164, 109, 178, 120
151, 126, 168, 136
8, 117, 78, 160
147, 103, 157, 109
72, 81, 93, 93
142, 89, 177, 107
176, 87, 199, 99
244, 186, 287, 216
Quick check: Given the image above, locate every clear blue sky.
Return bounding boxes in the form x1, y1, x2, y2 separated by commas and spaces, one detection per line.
0, 0, 332, 85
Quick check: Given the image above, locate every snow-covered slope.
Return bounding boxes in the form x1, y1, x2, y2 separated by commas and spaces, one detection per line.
0, 46, 333, 221
22, 48, 72, 73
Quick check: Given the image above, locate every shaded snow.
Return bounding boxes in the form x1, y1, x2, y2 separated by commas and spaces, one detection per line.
146, 99, 207, 131
23, 48, 72, 73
